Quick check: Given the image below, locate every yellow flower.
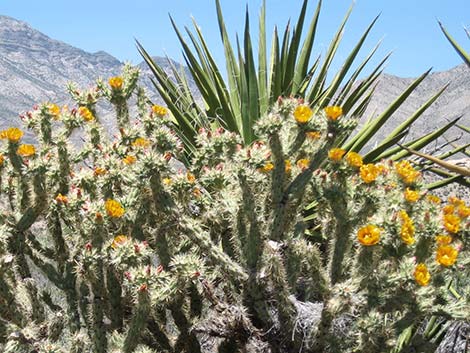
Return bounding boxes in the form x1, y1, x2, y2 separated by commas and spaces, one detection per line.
0, 154, 4, 166
306, 131, 321, 140
398, 210, 415, 245
435, 235, 452, 245
448, 196, 465, 206
293, 105, 313, 124
55, 193, 68, 204
109, 76, 123, 90
457, 204, 470, 218
414, 263, 430, 286
324, 106, 343, 121
48, 103, 61, 118
285, 160, 292, 174
111, 235, 129, 249
78, 106, 94, 122
152, 105, 168, 117
17, 144, 36, 157
162, 177, 172, 185
260, 162, 274, 173
357, 224, 381, 246
296, 159, 310, 171
328, 148, 346, 162
395, 160, 420, 184
436, 245, 458, 267
122, 155, 137, 165
359, 163, 379, 184
404, 188, 420, 203
427, 194, 441, 204
443, 213, 460, 234
187, 172, 196, 183
132, 137, 150, 148
193, 187, 202, 197
442, 204, 455, 215
1, 127, 23, 143
105, 199, 125, 218
345, 152, 363, 168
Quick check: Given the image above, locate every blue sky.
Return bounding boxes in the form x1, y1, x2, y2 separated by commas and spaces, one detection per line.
1, 0, 469, 77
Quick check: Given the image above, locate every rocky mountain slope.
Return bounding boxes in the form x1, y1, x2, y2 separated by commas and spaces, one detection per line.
0, 14, 469, 152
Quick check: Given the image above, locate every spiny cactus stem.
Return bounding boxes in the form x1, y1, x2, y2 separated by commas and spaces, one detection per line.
122, 290, 151, 353
171, 300, 202, 353
328, 209, 352, 285
113, 97, 130, 130
57, 142, 71, 194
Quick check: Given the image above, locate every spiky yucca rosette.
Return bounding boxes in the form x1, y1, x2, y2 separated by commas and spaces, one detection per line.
0, 65, 467, 353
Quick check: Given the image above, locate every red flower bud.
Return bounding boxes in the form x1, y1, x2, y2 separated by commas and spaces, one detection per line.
85, 242, 92, 251
156, 265, 164, 274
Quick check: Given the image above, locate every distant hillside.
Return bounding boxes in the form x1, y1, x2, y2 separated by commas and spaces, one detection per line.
0, 14, 469, 152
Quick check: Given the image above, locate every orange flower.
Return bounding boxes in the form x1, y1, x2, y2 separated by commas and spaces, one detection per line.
285, 160, 292, 174
345, 152, 363, 168
105, 199, 125, 218
404, 188, 420, 203
55, 193, 68, 204
187, 172, 196, 183
122, 155, 137, 165
457, 204, 470, 218
132, 137, 150, 148
414, 263, 430, 286
324, 106, 343, 121
1, 127, 23, 143
78, 106, 94, 122
111, 235, 129, 249
427, 194, 441, 204
193, 187, 202, 197
296, 159, 310, 171
357, 224, 381, 246
442, 204, 455, 215
443, 213, 460, 234
293, 105, 313, 124
395, 160, 420, 184
109, 76, 123, 90
436, 245, 458, 267
359, 163, 380, 184
0, 154, 4, 166
152, 105, 168, 117
94, 167, 107, 176
435, 235, 452, 245
306, 131, 321, 140
17, 144, 36, 157
328, 148, 346, 162
398, 210, 415, 245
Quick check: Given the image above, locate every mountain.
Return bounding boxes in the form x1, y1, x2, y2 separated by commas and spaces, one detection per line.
0, 14, 469, 152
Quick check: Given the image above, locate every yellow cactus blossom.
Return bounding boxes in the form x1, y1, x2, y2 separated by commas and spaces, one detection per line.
435, 235, 452, 245
55, 193, 68, 204
448, 196, 465, 206
443, 213, 460, 234
359, 163, 380, 184
414, 263, 430, 286
404, 188, 420, 203
426, 194, 441, 204
259, 162, 274, 173
442, 204, 455, 215
395, 160, 420, 184
132, 137, 150, 148
109, 76, 123, 90
285, 160, 292, 174
17, 144, 36, 157
48, 103, 61, 118
94, 167, 107, 176
457, 204, 470, 218
78, 106, 94, 122
345, 152, 363, 168
398, 210, 415, 245
306, 131, 321, 140
122, 155, 137, 165
328, 148, 346, 162
193, 187, 202, 197
436, 245, 458, 267
111, 235, 129, 249
296, 159, 310, 171
0, 154, 4, 166
152, 105, 168, 117
105, 199, 125, 218
1, 127, 23, 143
324, 106, 343, 121
162, 177, 172, 185
357, 224, 381, 246
293, 105, 313, 124
187, 172, 196, 183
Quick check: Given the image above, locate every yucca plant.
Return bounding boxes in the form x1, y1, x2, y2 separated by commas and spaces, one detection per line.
138, 0, 454, 169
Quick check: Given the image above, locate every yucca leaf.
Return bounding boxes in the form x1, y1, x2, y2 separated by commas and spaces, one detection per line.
258, 0, 268, 115
344, 68, 431, 152
269, 26, 282, 101
363, 129, 410, 163
439, 21, 470, 66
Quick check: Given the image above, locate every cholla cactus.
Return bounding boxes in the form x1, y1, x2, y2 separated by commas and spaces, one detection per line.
0, 65, 467, 353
